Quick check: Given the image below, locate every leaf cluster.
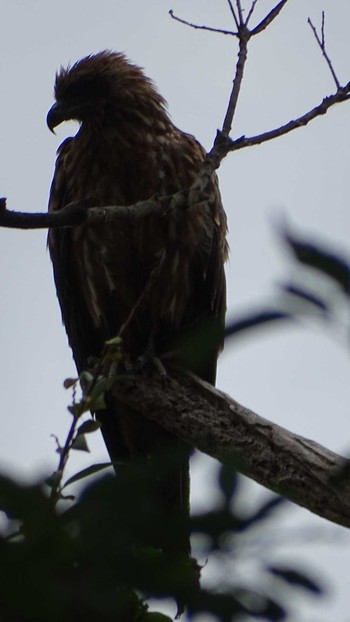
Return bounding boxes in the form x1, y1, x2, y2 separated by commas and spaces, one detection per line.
225, 225, 350, 341
0, 459, 323, 621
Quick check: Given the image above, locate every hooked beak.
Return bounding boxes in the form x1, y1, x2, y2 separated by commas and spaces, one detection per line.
46, 102, 68, 134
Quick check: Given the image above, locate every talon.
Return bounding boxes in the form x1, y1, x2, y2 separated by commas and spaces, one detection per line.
151, 356, 167, 381
135, 355, 147, 372
135, 333, 168, 381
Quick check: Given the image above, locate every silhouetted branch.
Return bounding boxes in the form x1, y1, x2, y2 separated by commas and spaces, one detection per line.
225, 310, 293, 338
250, 0, 288, 36
245, 0, 259, 26
0, 193, 188, 230
168, 10, 236, 36
209, 84, 350, 164
221, 27, 248, 135
170, 1, 289, 139
224, 0, 239, 29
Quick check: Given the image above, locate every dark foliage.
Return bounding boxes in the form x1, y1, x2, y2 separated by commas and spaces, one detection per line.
225, 225, 350, 341
0, 461, 323, 621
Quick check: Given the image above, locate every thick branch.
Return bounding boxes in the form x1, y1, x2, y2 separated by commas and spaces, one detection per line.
112, 369, 350, 529
0, 192, 188, 230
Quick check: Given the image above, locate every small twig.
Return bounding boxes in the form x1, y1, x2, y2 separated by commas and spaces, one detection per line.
321, 11, 325, 45
168, 10, 236, 36
226, 0, 240, 30
245, 0, 259, 26
308, 13, 341, 89
236, 0, 244, 25
49, 414, 80, 504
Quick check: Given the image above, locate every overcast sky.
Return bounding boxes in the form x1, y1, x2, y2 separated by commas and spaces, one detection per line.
1, 0, 350, 619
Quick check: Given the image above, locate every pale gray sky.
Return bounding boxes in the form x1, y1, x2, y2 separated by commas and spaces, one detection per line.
1, 1, 350, 620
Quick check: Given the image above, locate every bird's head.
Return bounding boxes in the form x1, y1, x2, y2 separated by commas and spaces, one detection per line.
47, 50, 168, 133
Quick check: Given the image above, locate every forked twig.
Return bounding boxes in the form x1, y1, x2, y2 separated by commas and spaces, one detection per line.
221, 0, 288, 135
1, 1, 350, 232
308, 12, 341, 89
211, 85, 350, 162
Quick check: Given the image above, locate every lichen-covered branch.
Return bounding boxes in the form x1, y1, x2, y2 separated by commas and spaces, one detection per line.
112, 369, 350, 529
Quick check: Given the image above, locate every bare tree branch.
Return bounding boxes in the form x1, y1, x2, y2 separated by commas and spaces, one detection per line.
211, 85, 350, 161
1, 75, 349, 233
221, 28, 249, 135
235, 0, 244, 25
168, 10, 236, 36
250, 0, 288, 36
112, 369, 350, 530
226, 0, 240, 30
245, 0, 260, 26
308, 12, 341, 89
0, 192, 188, 230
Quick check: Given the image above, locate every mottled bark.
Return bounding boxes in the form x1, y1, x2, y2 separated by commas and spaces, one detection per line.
112, 369, 350, 529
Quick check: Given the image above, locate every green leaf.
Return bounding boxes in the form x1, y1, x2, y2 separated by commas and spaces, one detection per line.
62, 462, 113, 489
67, 405, 78, 417
88, 394, 107, 411
105, 335, 122, 346
89, 377, 109, 399
247, 495, 285, 525
77, 420, 101, 436
79, 370, 94, 393
284, 227, 350, 294
45, 472, 61, 489
71, 434, 90, 452
269, 566, 323, 595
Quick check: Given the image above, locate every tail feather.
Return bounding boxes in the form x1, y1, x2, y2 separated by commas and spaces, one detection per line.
97, 400, 191, 556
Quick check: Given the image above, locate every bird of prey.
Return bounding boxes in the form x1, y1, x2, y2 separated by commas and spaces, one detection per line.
47, 51, 228, 557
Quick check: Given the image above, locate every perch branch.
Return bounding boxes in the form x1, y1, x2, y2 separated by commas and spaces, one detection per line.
0, 192, 188, 230
112, 369, 350, 530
